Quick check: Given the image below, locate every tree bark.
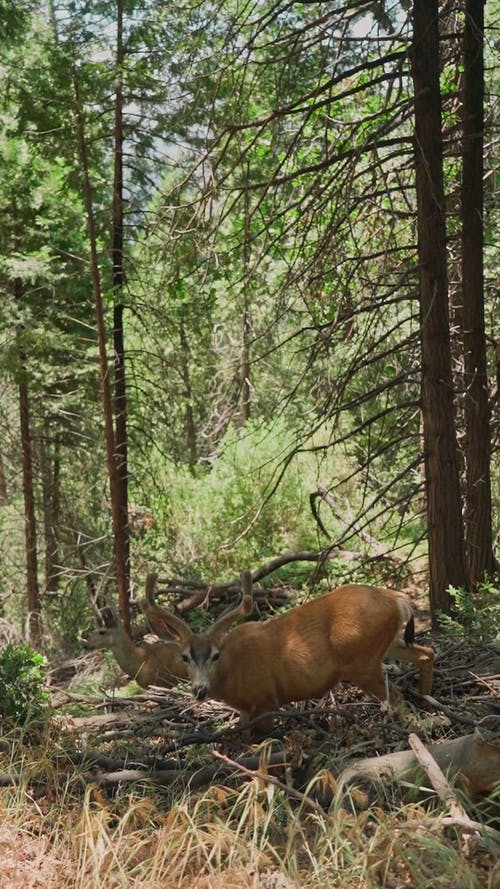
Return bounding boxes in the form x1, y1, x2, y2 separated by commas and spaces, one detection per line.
411, 0, 469, 623
112, 0, 131, 622
18, 360, 42, 646
41, 426, 61, 594
461, 0, 497, 584
71, 61, 130, 630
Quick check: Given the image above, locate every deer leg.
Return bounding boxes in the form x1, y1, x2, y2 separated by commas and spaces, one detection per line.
385, 639, 435, 695
237, 708, 274, 738
350, 666, 389, 703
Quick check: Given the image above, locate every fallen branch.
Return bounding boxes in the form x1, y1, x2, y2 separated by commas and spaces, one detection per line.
87, 750, 289, 791
336, 720, 500, 806
408, 733, 475, 819
160, 577, 291, 614
410, 692, 478, 728
156, 547, 361, 613
408, 733, 500, 846
212, 750, 325, 815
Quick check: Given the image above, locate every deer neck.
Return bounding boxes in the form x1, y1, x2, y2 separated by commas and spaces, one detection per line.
111, 632, 148, 679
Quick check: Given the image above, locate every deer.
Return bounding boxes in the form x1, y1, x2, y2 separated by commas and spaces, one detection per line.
83, 600, 188, 690
140, 571, 435, 734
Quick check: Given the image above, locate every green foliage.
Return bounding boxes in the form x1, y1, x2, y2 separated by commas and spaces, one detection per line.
0, 0, 496, 650
438, 581, 500, 641
136, 418, 323, 579
129, 407, 430, 590
0, 643, 50, 726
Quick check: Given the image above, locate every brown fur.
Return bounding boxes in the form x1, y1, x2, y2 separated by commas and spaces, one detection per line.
84, 607, 188, 689
142, 582, 435, 733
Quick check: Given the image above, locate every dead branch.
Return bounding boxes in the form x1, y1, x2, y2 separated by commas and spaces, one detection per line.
84, 750, 289, 791
310, 485, 404, 566
408, 733, 500, 846
163, 551, 354, 594
408, 732, 473, 818
155, 575, 291, 613
158, 548, 364, 614
212, 750, 325, 815
418, 693, 478, 727
335, 720, 500, 808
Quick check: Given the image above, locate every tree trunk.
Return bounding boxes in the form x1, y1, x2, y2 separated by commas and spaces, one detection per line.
241, 305, 251, 423
12, 203, 42, 645
336, 726, 500, 805
71, 61, 130, 631
241, 179, 251, 423
41, 426, 61, 594
179, 323, 198, 470
0, 451, 8, 505
18, 364, 42, 646
112, 0, 131, 616
46, 0, 59, 43
461, 0, 497, 584
411, 0, 469, 623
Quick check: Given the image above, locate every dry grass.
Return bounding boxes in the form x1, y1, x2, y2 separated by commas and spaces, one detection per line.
1, 625, 498, 888
0, 738, 499, 889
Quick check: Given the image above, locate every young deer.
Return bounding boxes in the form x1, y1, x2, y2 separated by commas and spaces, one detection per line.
141, 571, 435, 734
84, 604, 188, 689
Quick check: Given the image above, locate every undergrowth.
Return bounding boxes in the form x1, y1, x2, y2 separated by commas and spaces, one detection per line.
0, 642, 50, 728
0, 737, 498, 889
133, 417, 426, 583
439, 580, 500, 641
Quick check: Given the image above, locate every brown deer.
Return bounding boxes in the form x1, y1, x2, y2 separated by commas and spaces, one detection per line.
84, 603, 188, 690
140, 571, 435, 734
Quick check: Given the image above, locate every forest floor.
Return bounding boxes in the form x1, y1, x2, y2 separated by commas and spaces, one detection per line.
1, 584, 499, 888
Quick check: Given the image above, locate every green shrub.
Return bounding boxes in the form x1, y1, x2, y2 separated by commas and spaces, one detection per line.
132, 415, 429, 584
0, 643, 50, 727
438, 580, 500, 641
139, 418, 323, 579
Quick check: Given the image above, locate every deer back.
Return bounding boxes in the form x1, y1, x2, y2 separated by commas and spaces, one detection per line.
134, 638, 188, 688
141, 579, 434, 726
206, 584, 410, 714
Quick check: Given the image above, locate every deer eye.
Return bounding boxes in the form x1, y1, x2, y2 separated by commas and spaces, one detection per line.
181, 653, 190, 663
211, 651, 220, 662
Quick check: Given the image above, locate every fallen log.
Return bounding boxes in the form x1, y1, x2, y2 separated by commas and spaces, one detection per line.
86, 750, 288, 791
407, 733, 500, 846
335, 718, 500, 810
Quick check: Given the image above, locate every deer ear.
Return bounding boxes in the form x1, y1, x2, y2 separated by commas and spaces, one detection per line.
100, 606, 118, 627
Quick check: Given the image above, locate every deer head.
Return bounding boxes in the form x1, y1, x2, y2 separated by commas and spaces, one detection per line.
140, 570, 254, 700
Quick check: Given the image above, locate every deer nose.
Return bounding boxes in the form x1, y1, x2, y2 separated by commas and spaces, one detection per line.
194, 685, 208, 701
